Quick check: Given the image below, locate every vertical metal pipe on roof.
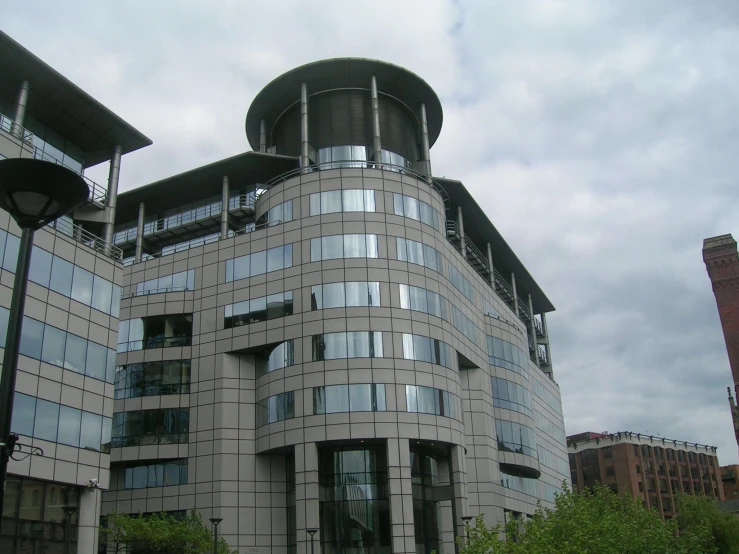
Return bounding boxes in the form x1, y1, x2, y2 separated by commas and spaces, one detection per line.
102, 145, 122, 249
486, 243, 495, 287
420, 103, 432, 176
221, 176, 230, 239
457, 206, 466, 258
259, 119, 267, 153
300, 83, 309, 171
370, 76, 382, 164
13, 80, 30, 127
511, 272, 518, 315
135, 202, 145, 263
529, 294, 539, 364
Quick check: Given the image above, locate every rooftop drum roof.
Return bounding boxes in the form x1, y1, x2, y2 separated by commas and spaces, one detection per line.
245, 58, 443, 151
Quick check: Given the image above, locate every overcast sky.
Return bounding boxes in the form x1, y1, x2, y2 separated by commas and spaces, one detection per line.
5, 0, 739, 463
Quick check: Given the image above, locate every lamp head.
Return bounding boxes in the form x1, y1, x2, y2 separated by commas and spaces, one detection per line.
306, 529, 318, 537
0, 159, 89, 230
209, 517, 223, 526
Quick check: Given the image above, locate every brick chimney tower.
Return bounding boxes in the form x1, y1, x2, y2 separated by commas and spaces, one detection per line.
703, 234, 739, 449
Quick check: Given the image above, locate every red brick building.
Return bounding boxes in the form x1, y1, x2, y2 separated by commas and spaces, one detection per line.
721, 464, 739, 499
703, 234, 739, 449
568, 431, 724, 519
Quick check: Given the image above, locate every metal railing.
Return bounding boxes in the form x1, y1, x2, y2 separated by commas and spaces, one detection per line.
538, 346, 550, 366
264, 160, 450, 211
48, 217, 123, 261
534, 317, 544, 336
143, 201, 222, 235
32, 147, 108, 204
0, 113, 33, 145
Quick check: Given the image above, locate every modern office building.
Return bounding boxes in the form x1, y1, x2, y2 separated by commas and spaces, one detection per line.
0, 31, 151, 553
1, 34, 570, 553
703, 235, 739, 453
568, 431, 724, 518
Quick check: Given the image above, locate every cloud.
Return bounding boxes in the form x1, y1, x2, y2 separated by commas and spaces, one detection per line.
4, 0, 739, 462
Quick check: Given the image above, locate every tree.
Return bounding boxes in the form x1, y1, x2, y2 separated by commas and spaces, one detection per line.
676, 494, 739, 554
100, 509, 235, 553
458, 484, 713, 554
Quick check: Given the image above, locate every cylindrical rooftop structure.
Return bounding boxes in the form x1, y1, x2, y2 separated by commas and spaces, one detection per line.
245, 58, 443, 173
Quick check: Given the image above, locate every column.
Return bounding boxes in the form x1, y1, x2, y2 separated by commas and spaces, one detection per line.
387, 438, 416, 554
76, 488, 102, 554
457, 206, 466, 258
300, 83, 310, 171
486, 243, 495, 287
529, 294, 539, 364
542, 312, 553, 366
450, 445, 469, 551
295, 442, 320, 554
135, 202, 145, 262
511, 272, 518, 316
221, 176, 230, 239
370, 75, 382, 164
420, 103, 432, 176
13, 80, 30, 127
436, 457, 455, 554
260, 119, 267, 152
102, 145, 123, 247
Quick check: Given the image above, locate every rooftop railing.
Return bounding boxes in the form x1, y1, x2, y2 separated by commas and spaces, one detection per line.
33, 148, 108, 205
48, 217, 123, 261
0, 113, 33, 145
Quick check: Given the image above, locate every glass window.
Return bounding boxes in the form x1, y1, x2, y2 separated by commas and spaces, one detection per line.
257, 392, 295, 426
29, 247, 53, 288
232, 255, 249, 282
71, 266, 93, 306
80, 411, 102, 451
92, 275, 113, 313
33, 398, 60, 442
19, 317, 44, 359
267, 247, 284, 272
342, 190, 364, 212
322, 282, 345, 309
406, 385, 457, 419
0, 306, 8, 348
41, 325, 66, 366
11, 393, 36, 437
322, 235, 344, 260
322, 190, 342, 214
257, 340, 295, 376
403, 196, 420, 221
57, 405, 82, 447
86, 342, 107, 381
3, 233, 19, 272
64, 333, 87, 374
251, 250, 266, 276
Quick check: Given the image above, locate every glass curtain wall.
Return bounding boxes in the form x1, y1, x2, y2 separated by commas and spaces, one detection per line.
319, 445, 390, 554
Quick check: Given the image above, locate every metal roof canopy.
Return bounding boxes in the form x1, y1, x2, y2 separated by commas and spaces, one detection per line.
436, 177, 555, 314
0, 30, 152, 168
245, 58, 443, 151
115, 151, 299, 224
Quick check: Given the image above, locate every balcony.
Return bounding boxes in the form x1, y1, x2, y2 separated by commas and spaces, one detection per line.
48, 217, 123, 261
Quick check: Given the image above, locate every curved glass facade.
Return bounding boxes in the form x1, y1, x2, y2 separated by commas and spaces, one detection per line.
312, 332, 383, 360
311, 282, 381, 310
111, 409, 190, 447
311, 234, 379, 261
491, 377, 533, 418
123, 460, 188, 489
447, 263, 475, 303
257, 199, 294, 226
310, 189, 376, 215
256, 392, 295, 426
257, 340, 295, 377
395, 238, 443, 273
495, 420, 538, 458
487, 335, 529, 377
392, 193, 443, 231
319, 445, 390, 554
225, 291, 294, 327
313, 384, 386, 414
226, 244, 293, 282
406, 385, 458, 419
401, 334, 454, 368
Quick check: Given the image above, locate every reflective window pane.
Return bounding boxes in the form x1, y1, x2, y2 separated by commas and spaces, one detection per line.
29, 247, 53, 288
71, 266, 93, 306
57, 405, 82, 447
92, 275, 113, 313
64, 333, 87, 374
322, 235, 344, 260
342, 190, 364, 212
86, 342, 107, 381
11, 393, 36, 437
80, 411, 102, 451
33, 399, 59, 442
19, 317, 44, 359
41, 325, 66, 366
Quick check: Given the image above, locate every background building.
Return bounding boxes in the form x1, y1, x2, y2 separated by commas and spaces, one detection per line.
0, 30, 150, 553
721, 464, 739, 499
568, 431, 724, 519
703, 235, 739, 452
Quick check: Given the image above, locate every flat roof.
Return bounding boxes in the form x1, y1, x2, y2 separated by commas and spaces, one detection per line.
115, 151, 299, 224
246, 58, 443, 151
0, 30, 152, 168
436, 177, 555, 313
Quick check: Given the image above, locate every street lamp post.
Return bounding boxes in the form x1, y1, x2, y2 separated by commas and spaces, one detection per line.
307, 528, 318, 554
461, 516, 473, 544
63, 505, 77, 554
209, 517, 223, 554
0, 159, 89, 511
